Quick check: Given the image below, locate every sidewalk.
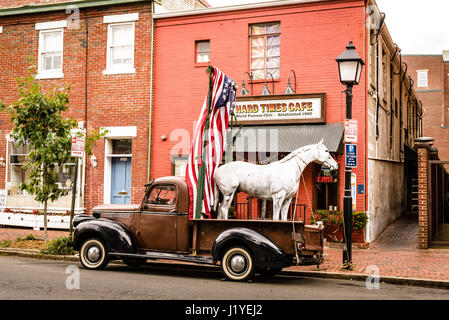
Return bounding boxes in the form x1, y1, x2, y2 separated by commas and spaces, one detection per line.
0, 226, 68, 241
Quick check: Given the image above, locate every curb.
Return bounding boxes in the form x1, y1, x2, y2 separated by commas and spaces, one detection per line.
282, 269, 449, 290
1, 248, 448, 290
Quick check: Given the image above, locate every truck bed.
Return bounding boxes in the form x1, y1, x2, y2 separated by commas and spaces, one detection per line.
192, 219, 306, 256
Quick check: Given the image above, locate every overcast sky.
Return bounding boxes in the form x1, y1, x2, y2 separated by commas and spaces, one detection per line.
207, 0, 449, 55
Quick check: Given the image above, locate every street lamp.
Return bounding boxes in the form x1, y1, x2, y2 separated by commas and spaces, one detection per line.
336, 41, 364, 270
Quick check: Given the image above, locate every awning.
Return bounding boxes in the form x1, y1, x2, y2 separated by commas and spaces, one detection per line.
231, 123, 344, 154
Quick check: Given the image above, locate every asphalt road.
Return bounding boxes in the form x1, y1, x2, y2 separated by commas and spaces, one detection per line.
0, 255, 448, 301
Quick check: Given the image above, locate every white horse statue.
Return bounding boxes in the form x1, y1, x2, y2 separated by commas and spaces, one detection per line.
213, 140, 339, 221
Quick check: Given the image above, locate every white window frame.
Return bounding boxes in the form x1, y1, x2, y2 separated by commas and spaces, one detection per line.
0, 26, 3, 33
103, 13, 138, 75
36, 20, 66, 79
417, 70, 428, 88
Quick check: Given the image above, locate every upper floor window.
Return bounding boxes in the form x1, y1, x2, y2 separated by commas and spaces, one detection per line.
103, 13, 138, 75
417, 70, 428, 88
195, 40, 210, 63
249, 22, 280, 80
36, 20, 67, 79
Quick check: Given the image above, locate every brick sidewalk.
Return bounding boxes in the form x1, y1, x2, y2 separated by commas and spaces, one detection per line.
288, 246, 449, 281
0, 226, 69, 241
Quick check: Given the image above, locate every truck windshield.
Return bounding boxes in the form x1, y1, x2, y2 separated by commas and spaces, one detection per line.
146, 185, 176, 206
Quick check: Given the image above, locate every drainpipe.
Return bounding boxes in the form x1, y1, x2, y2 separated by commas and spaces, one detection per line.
147, 0, 155, 182
374, 13, 386, 140
390, 44, 399, 149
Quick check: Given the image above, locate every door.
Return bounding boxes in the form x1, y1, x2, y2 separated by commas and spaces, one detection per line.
111, 157, 131, 204
137, 184, 178, 251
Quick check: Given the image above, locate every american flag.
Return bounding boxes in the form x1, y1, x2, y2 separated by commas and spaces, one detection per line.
186, 67, 236, 219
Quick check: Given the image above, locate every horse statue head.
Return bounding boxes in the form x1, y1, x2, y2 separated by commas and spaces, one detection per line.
313, 139, 339, 171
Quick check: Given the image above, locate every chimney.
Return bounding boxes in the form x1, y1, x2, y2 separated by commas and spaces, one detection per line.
443, 50, 449, 62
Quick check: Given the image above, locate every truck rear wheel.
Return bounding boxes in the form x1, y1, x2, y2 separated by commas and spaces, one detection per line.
79, 238, 109, 270
221, 246, 255, 282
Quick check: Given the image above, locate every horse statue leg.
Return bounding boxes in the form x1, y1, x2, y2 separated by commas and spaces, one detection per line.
280, 198, 293, 221
219, 189, 236, 219
271, 190, 286, 221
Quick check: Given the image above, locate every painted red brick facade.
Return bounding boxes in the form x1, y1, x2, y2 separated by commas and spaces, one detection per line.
152, 0, 368, 228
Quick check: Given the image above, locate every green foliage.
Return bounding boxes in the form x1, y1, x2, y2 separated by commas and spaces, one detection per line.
0, 66, 106, 206
24, 234, 37, 241
40, 236, 74, 255
0, 240, 12, 248
311, 210, 368, 231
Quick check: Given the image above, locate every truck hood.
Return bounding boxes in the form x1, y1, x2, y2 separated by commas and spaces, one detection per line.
92, 204, 141, 213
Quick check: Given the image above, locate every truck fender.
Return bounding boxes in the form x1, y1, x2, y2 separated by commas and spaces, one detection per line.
73, 218, 136, 254
212, 228, 290, 269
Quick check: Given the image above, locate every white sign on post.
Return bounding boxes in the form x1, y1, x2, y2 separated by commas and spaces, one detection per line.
345, 119, 358, 143
71, 136, 85, 158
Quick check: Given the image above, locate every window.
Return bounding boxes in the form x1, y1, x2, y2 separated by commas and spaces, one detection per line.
37, 28, 64, 79
145, 185, 176, 206
196, 40, 210, 63
249, 22, 280, 80
103, 13, 139, 75
105, 23, 135, 74
171, 156, 188, 177
417, 70, 428, 88
7, 140, 75, 195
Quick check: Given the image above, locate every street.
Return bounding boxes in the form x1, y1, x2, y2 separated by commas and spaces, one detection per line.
0, 256, 448, 300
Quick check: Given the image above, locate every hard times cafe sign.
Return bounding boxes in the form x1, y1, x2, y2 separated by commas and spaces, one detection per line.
234, 93, 326, 125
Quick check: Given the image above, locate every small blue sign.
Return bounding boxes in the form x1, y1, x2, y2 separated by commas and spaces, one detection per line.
358, 184, 365, 194
345, 144, 357, 168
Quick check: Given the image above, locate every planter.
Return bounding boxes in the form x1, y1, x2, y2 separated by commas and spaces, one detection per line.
0, 212, 70, 230
323, 223, 365, 243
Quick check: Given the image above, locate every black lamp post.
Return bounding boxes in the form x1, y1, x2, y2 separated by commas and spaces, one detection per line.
336, 41, 364, 270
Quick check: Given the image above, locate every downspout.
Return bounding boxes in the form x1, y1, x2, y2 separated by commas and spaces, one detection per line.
390, 44, 399, 150
375, 13, 386, 140
147, 0, 155, 182
399, 60, 407, 155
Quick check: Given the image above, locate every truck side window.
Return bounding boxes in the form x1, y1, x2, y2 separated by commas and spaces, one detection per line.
146, 185, 176, 206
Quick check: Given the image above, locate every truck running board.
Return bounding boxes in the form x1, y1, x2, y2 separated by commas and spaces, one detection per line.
108, 251, 215, 265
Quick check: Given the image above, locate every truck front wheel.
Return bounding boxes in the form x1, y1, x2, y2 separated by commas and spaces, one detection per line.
221, 246, 255, 282
79, 238, 109, 270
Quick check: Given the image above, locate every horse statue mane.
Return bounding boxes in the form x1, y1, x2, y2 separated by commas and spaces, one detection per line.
213, 139, 338, 221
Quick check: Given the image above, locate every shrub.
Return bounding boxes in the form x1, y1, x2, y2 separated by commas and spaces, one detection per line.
311, 210, 368, 231
40, 236, 74, 255
0, 240, 11, 248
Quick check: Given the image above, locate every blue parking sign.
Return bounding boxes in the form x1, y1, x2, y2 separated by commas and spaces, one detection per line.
345, 144, 357, 168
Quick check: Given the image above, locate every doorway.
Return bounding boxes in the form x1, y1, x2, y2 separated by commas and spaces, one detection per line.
111, 157, 132, 204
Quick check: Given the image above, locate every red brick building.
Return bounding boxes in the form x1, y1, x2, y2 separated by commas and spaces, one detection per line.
403, 52, 449, 163
151, 0, 423, 242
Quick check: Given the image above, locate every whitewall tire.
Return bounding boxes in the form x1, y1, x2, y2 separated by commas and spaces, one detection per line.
79, 238, 109, 270
221, 246, 255, 282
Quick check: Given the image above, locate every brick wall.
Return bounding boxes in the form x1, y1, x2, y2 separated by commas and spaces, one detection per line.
153, 0, 367, 222
417, 144, 430, 249
404, 55, 449, 163
0, 2, 153, 213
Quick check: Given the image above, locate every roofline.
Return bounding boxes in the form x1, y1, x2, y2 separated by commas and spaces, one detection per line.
402, 54, 443, 57
154, 0, 327, 19
0, 0, 157, 17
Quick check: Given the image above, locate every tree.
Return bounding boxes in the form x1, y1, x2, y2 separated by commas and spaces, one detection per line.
0, 68, 104, 244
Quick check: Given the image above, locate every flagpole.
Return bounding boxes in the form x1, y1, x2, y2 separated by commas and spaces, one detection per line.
194, 66, 214, 219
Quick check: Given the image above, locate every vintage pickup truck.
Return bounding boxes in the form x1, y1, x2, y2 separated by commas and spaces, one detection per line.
72, 176, 324, 281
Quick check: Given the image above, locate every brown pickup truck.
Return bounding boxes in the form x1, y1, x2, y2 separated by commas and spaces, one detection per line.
72, 176, 324, 281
